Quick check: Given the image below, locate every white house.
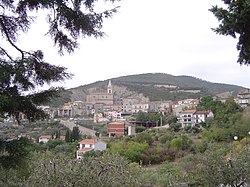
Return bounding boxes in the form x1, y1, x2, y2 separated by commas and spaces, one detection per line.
179, 110, 214, 128
179, 110, 197, 127
194, 111, 214, 124
237, 89, 250, 107
76, 139, 107, 159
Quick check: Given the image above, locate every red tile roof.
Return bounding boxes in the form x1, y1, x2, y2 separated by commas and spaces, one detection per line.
79, 139, 99, 145
182, 110, 196, 114
39, 136, 52, 139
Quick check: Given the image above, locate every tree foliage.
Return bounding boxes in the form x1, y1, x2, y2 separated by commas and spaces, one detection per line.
210, 0, 250, 64
24, 153, 141, 187
0, 0, 120, 123
135, 111, 166, 125
109, 141, 149, 162
194, 145, 250, 186
71, 126, 80, 141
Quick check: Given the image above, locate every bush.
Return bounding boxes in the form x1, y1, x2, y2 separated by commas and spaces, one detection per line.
135, 132, 154, 146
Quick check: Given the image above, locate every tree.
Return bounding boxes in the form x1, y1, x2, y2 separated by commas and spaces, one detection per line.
0, 137, 32, 184
0, 0, 120, 124
210, 0, 250, 64
65, 129, 71, 142
55, 130, 61, 139
192, 145, 250, 186
197, 96, 221, 114
135, 131, 154, 146
24, 153, 141, 187
71, 126, 80, 141
109, 141, 149, 163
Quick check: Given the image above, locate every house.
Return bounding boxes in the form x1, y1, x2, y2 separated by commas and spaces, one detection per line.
194, 111, 214, 124
178, 110, 197, 127
107, 122, 125, 138
38, 135, 65, 143
237, 89, 250, 107
132, 103, 149, 113
178, 110, 214, 128
76, 139, 107, 159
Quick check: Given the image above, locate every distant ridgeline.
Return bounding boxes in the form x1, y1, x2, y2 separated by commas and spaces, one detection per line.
49, 73, 245, 107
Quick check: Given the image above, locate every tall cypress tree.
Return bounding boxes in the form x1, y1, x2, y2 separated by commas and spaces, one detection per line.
65, 129, 71, 143
71, 126, 80, 142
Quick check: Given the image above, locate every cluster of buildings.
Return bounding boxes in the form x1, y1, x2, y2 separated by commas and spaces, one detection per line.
36, 87, 250, 159
45, 81, 176, 120
41, 81, 250, 129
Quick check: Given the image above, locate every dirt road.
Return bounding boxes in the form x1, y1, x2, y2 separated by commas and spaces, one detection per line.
61, 120, 96, 137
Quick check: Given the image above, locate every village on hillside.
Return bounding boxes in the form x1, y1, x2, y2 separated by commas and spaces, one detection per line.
1, 80, 250, 159
42, 80, 249, 128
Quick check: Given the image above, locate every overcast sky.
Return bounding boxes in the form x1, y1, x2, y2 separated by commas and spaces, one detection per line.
19, 0, 250, 89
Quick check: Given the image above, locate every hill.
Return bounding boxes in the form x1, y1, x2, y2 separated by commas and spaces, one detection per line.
49, 73, 245, 107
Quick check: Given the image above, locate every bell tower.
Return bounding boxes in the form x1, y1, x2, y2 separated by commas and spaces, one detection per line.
107, 80, 112, 94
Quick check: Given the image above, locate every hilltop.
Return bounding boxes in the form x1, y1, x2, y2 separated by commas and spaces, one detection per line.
49, 73, 245, 107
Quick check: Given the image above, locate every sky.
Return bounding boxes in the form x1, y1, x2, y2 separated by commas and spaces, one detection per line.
18, 0, 250, 89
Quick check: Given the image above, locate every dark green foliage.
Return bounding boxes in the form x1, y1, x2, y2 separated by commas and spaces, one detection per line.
71, 126, 80, 141
46, 139, 65, 150
24, 153, 141, 187
210, 0, 250, 64
135, 111, 165, 125
0, 0, 120, 123
65, 129, 71, 142
184, 124, 202, 134
0, 137, 31, 170
50, 73, 244, 107
0, 137, 33, 184
135, 131, 154, 146
55, 130, 61, 139
140, 148, 178, 165
198, 96, 243, 127
112, 73, 242, 95
191, 145, 250, 186
170, 135, 193, 151
169, 123, 182, 132
165, 114, 178, 124
197, 96, 222, 113
135, 126, 146, 133
109, 141, 149, 163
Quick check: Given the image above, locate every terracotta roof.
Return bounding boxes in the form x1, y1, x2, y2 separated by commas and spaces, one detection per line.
39, 136, 52, 139
108, 125, 125, 129
182, 110, 196, 114
79, 139, 99, 145
59, 136, 65, 140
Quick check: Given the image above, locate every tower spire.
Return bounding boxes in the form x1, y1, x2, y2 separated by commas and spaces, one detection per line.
107, 80, 112, 94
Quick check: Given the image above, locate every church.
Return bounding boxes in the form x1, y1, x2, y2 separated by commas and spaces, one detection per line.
86, 80, 114, 105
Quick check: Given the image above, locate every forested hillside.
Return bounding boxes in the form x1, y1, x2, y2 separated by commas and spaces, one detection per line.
49, 73, 245, 107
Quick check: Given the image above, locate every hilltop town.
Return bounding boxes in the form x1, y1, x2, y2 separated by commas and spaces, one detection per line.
38, 80, 249, 130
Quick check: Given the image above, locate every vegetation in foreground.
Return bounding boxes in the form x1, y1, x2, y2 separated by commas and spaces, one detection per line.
0, 98, 250, 186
